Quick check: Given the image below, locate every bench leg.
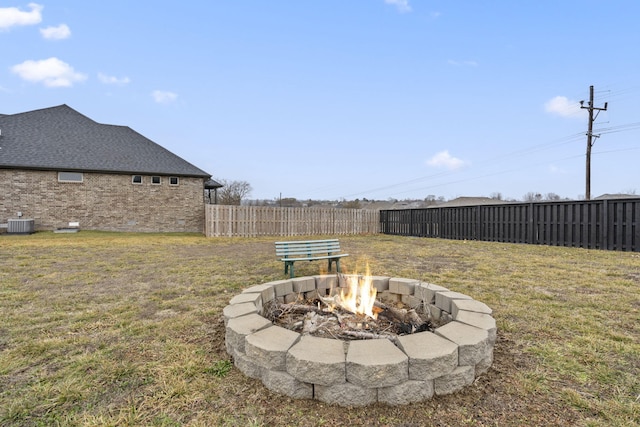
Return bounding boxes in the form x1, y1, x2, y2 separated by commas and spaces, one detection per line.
284, 261, 295, 278
327, 258, 341, 273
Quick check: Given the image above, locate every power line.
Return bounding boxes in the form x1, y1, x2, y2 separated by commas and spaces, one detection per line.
594, 121, 640, 135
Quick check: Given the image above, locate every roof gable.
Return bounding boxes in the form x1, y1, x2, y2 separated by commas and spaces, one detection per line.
0, 105, 210, 178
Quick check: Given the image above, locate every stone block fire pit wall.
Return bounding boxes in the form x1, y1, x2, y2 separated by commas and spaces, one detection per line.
223, 275, 496, 407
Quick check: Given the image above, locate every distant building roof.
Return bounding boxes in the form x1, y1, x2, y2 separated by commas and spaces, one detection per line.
594, 193, 638, 200
0, 104, 211, 178
432, 196, 509, 208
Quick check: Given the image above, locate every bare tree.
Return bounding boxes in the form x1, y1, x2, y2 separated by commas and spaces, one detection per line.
218, 180, 252, 205
523, 192, 542, 202
279, 197, 300, 207
342, 199, 361, 209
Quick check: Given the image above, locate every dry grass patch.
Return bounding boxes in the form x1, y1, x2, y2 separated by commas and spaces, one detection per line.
0, 232, 638, 426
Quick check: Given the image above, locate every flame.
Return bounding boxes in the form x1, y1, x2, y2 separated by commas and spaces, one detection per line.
337, 263, 377, 319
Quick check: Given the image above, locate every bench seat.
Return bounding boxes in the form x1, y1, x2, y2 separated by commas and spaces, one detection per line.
275, 239, 348, 278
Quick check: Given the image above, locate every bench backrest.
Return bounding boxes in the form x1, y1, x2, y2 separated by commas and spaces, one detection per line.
275, 239, 342, 258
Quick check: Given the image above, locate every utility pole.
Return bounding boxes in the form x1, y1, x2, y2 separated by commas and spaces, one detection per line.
580, 85, 607, 200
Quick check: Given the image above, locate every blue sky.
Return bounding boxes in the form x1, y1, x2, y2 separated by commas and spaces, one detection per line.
2, 1, 639, 201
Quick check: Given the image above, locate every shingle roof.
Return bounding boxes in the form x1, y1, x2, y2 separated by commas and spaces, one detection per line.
204, 178, 223, 189
0, 104, 211, 178
431, 197, 510, 208
594, 193, 638, 200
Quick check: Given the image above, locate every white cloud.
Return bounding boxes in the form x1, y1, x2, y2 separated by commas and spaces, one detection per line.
544, 96, 585, 119
0, 3, 43, 30
427, 150, 467, 170
384, 0, 411, 13
40, 23, 71, 40
11, 57, 87, 87
98, 72, 130, 85
152, 90, 178, 104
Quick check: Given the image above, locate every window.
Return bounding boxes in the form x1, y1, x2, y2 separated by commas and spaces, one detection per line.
151, 176, 161, 185
132, 175, 143, 184
169, 177, 179, 186
58, 171, 83, 182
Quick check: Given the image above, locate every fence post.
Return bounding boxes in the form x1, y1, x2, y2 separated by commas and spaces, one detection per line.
475, 205, 481, 241
528, 203, 534, 244
602, 199, 609, 250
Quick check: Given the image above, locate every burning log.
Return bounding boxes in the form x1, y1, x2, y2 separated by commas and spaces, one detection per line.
285, 303, 326, 315
340, 330, 401, 346
374, 300, 405, 322
266, 299, 330, 317
406, 309, 423, 326
375, 301, 430, 333
302, 312, 319, 334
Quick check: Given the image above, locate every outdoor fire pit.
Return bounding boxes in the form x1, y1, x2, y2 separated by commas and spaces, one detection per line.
223, 274, 496, 406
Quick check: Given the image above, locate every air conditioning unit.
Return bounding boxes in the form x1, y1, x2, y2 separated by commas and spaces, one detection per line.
8, 218, 35, 234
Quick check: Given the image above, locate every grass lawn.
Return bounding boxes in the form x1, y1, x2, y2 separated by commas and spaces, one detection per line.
0, 232, 638, 426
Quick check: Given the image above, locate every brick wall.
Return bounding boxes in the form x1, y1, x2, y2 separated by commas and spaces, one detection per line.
0, 169, 206, 233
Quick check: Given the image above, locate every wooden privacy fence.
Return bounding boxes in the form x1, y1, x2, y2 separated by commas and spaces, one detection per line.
205, 205, 380, 237
380, 198, 640, 252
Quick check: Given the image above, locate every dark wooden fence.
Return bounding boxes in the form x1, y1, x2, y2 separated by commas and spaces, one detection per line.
380, 198, 640, 252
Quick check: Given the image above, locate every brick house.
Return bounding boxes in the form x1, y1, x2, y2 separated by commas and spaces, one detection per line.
0, 105, 214, 233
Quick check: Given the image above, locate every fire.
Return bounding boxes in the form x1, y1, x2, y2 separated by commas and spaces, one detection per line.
336, 264, 378, 319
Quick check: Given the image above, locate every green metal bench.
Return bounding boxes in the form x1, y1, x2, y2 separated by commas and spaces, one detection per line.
275, 239, 349, 278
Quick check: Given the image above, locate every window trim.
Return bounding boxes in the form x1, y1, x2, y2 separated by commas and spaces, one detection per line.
132, 175, 143, 184
151, 176, 162, 185
169, 176, 179, 186
58, 171, 84, 183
